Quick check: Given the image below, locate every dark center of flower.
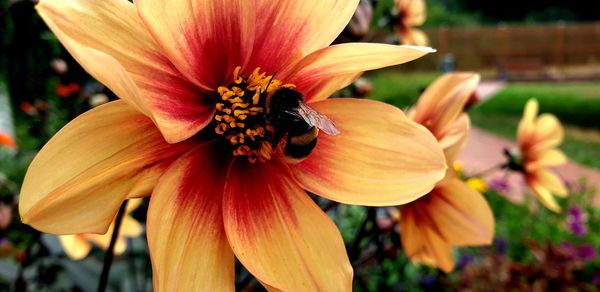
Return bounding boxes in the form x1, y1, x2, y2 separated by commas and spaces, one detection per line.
213, 67, 296, 163
503, 148, 524, 172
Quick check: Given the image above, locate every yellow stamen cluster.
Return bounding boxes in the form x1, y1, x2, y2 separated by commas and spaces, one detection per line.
214, 67, 292, 163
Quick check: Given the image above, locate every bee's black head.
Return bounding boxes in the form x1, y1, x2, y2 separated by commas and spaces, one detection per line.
269, 88, 304, 112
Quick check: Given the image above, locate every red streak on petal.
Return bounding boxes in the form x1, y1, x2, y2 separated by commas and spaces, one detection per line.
223, 158, 298, 240
171, 143, 228, 225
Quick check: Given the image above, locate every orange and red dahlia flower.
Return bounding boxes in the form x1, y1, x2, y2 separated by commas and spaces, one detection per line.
397, 73, 495, 272
394, 0, 428, 46
21, 0, 447, 290
513, 98, 568, 212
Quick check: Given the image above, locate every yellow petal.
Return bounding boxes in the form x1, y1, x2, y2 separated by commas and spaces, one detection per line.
113, 238, 128, 256
37, 0, 213, 143
293, 99, 446, 206
429, 179, 495, 246
86, 233, 111, 251
19, 101, 192, 234
531, 114, 564, 152
223, 158, 352, 291
59, 235, 92, 260
119, 217, 143, 238
400, 28, 429, 46
286, 44, 435, 103
536, 169, 568, 198
526, 149, 568, 171
528, 178, 561, 213
125, 198, 144, 213
517, 99, 539, 143
148, 143, 234, 291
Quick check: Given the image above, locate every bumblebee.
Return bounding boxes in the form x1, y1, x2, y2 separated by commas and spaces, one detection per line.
266, 87, 340, 160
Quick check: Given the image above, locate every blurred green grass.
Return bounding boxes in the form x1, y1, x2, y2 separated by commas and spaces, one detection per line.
365, 71, 438, 109
474, 83, 600, 129
364, 70, 600, 169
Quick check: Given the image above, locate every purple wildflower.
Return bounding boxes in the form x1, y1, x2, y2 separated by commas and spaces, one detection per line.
577, 244, 597, 261
487, 177, 511, 193
565, 206, 588, 237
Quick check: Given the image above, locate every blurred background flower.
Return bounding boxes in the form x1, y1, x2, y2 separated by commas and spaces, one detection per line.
394, 0, 428, 45
513, 99, 568, 212
58, 198, 143, 260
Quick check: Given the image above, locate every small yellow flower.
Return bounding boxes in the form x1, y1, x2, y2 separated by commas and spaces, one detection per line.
453, 161, 464, 177
466, 177, 488, 193
515, 98, 568, 212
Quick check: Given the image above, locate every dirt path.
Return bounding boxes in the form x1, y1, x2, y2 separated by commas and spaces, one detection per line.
475, 80, 506, 100
458, 127, 600, 206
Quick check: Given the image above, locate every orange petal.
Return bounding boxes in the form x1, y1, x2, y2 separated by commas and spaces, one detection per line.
441, 114, 471, 164
286, 44, 435, 103
399, 206, 425, 256
293, 99, 446, 206
37, 0, 212, 143
401, 202, 455, 272
59, 235, 92, 260
422, 228, 455, 273
19, 101, 192, 234
428, 179, 495, 246
136, 0, 254, 90
248, 0, 360, 74
147, 143, 234, 291
223, 158, 352, 291
410, 73, 479, 139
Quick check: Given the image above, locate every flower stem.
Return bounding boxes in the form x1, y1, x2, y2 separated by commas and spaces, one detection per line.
349, 207, 376, 262
466, 163, 508, 179
97, 200, 128, 292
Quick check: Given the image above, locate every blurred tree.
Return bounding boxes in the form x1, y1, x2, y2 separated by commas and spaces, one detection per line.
457, 0, 600, 23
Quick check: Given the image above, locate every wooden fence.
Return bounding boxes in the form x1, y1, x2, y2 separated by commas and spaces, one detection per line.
406, 22, 600, 71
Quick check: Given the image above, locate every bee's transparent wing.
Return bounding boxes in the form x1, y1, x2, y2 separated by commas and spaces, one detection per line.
298, 103, 341, 136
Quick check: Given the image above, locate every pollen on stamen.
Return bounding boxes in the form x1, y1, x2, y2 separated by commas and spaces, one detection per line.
213, 66, 294, 163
